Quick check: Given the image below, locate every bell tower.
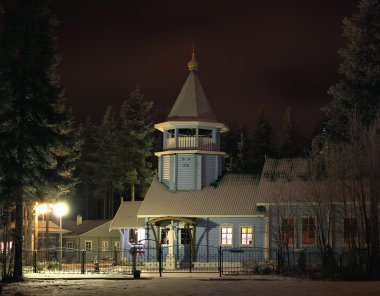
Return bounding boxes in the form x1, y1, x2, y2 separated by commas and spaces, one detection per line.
155, 50, 228, 191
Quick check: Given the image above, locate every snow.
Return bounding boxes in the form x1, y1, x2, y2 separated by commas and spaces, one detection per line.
1, 273, 379, 296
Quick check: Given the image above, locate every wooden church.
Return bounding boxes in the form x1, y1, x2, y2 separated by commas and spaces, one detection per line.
110, 51, 267, 265
110, 51, 367, 268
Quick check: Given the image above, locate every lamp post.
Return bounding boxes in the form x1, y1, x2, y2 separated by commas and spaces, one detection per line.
54, 202, 69, 263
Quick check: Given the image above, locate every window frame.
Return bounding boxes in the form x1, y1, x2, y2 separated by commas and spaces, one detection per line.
240, 225, 254, 247
343, 217, 358, 246
179, 227, 191, 245
301, 216, 316, 247
220, 225, 234, 247
102, 240, 109, 251
281, 217, 295, 246
85, 240, 92, 251
160, 228, 170, 245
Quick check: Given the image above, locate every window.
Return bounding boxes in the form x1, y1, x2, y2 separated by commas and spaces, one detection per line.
240, 226, 254, 246
161, 228, 169, 245
67, 242, 73, 249
102, 240, 109, 251
167, 129, 175, 138
129, 229, 138, 244
180, 228, 191, 245
85, 241, 92, 251
281, 218, 295, 245
344, 218, 357, 245
221, 227, 233, 246
302, 217, 315, 246
129, 228, 145, 244
115, 241, 120, 250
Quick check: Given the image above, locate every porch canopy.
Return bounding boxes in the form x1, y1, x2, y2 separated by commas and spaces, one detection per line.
147, 216, 197, 259
109, 201, 145, 231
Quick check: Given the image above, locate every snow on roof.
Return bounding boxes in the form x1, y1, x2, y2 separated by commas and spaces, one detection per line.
109, 201, 145, 230
167, 71, 219, 123
63, 219, 111, 236
137, 174, 261, 217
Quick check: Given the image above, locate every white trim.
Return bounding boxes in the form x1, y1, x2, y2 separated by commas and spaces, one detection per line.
138, 214, 264, 218
155, 121, 229, 133
155, 150, 227, 157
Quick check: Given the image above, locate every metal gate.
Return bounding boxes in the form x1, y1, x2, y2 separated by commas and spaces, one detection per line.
160, 245, 220, 274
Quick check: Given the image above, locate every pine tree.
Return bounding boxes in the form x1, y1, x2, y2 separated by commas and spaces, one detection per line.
75, 117, 97, 219
251, 108, 275, 172
117, 86, 154, 200
325, 0, 380, 141
93, 106, 118, 218
279, 108, 303, 158
0, 0, 79, 280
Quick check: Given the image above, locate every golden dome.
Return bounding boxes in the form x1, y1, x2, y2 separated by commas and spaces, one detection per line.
187, 46, 199, 71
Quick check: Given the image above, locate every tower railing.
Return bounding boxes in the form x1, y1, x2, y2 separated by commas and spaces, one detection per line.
166, 136, 215, 150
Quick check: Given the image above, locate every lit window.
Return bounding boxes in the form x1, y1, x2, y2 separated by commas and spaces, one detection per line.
344, 218, 357, 245
115, 241, 120, 250
85, 241, 92, 251
302, 217, 315, 246
241, 227, 253, 246
221, 227, 233, 245
102, 240, 109, 251
281, 218, 295, 246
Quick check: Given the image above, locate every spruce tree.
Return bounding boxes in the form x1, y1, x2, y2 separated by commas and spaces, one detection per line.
117, 86, 154, 200
279, 108, 303, 158
93, 106, 118, 218
251, 108, 275, 172
75, 117, 97, 219
325, 0, 380, 141
0, 0, 79, 279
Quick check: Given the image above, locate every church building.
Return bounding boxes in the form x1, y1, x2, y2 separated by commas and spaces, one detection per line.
110, 51, 267, 265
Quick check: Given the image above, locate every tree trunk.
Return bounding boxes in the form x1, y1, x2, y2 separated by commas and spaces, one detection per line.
13, 194, 24, 280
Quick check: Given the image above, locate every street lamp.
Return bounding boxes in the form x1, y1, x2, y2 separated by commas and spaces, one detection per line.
54, 202, 69, 263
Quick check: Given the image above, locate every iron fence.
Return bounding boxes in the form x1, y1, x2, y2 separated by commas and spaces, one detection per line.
1, 247, 374, 279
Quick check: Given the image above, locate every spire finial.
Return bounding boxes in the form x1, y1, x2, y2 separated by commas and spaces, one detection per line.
188, 43, 199, 71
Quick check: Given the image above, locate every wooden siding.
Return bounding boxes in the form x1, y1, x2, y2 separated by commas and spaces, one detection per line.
177, 154, 196, 190
143, 217, 265, 251
202, 155, 217, 187
196, 217, 265, 249
161, 155, 171, 187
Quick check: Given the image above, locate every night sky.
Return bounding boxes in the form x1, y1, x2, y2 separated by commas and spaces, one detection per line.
51, 0, 357, 139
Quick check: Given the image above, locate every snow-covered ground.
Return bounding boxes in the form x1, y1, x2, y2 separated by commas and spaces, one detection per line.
1, 274, 379, 296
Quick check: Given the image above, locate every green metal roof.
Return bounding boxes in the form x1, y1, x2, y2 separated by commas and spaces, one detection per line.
168, 71, 219, 123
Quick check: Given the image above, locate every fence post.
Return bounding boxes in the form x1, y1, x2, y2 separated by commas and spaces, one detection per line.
81, 250, 86, 274
132, 247, 137, 274
33, 250, 37, 273
114, 246, 118, 265
219, 246, 222, 277
189, 246, 192, 273
159, 246, 162, 277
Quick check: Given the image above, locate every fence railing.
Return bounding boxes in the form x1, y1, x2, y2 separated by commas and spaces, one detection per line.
1, 247, 374, 279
